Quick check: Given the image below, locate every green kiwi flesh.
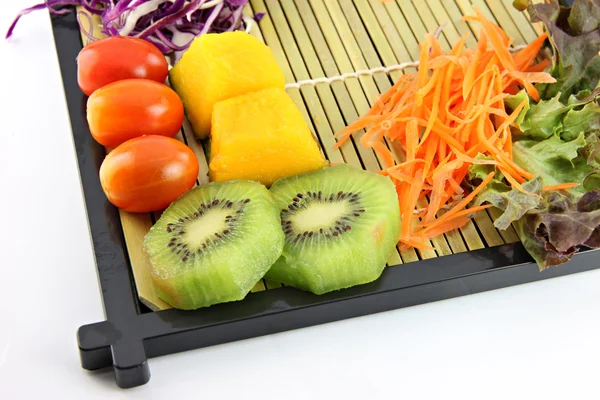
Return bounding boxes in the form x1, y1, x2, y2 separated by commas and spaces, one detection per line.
143, 180, 284, 310
266, 164, 401, 294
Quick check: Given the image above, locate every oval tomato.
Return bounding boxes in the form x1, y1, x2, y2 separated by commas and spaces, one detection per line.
77, 36, 168, 96
87, 79, 184, 148
100, 136, 199, 213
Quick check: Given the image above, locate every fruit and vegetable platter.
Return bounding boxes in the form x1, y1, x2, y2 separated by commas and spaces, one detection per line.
9, 0, 600, 388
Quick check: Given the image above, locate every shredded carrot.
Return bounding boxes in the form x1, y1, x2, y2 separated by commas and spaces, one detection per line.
333, 8, 554, 249
421, 204, 494, 237
399, 237, 435, 252
448, 178, 464, 195
421, 171, 496, 228
513, 33, 548, 70
371, 141, 395, 169
418, 215, 471, 239
526, 59, 551, 73
543, 183, 581, 191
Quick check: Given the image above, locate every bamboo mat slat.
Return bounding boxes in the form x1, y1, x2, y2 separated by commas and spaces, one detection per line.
381, 1, 422, 61
429, 0, 478, 48
499, 1, 539, 43
472, 210, 504, 247
365, 1, 417, 69
348, 1, 404, 83
489, 207, 520, 243
484, 0, 527, 46
324, 1, 393, 95
410, 0, 454, 52
74, 0, 548, 311
294, 0, 383, 173
396, 0, 436, 52
456, 0, 492, 37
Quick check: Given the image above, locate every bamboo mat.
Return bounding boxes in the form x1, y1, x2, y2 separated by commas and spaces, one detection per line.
76, 0, 544, 311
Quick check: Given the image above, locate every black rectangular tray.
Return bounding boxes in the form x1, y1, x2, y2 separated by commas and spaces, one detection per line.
50, 6, 598, 389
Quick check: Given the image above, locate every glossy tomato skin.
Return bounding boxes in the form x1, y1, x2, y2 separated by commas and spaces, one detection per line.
87, 79, 184, 148
100, 136, 199, 213
77, 36, 168, 96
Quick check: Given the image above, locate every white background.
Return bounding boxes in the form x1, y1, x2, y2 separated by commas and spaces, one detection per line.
1, 1, 599, 399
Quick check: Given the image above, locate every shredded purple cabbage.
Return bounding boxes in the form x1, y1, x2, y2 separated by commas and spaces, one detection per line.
6, 0, 252, 55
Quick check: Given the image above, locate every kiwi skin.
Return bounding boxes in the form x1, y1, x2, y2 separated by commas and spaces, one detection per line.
265, 164, 401, 295
144, 180, 285, 310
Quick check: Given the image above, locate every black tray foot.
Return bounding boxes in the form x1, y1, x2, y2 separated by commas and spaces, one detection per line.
78, 321, 151, 388
114, 360, 151, 389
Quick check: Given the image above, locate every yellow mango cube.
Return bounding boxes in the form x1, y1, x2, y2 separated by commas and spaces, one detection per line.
169, 31, 285, 138
209, 88, 328, 186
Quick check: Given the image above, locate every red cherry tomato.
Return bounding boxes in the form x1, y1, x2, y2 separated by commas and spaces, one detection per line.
99, 136, 199, 213
87, 79, 184, 148
77, 36, 169, 96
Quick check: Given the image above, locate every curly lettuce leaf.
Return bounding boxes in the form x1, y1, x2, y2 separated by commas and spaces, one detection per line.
468, 157, 542, 230
505, 89, 530, 126
562, 102, 600, 141
473, 177, 543, 231
469, 168, 600, 269
514, 190, 600, 270
506, 88, 600, 140
467, 154, 502, 182
497, 0, 600, 269
506, 93, 568, 139
527, 0, 600, 100
512, 133, 600, 194
468, 131, 600, 228
469, 131, 600, 269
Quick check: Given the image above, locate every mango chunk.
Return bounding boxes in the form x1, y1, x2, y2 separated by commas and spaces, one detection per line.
169, 31, 285, 138
209, 88, 328, 186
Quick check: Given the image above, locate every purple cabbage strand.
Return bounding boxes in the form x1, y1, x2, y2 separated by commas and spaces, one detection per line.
6, 0, 254, 55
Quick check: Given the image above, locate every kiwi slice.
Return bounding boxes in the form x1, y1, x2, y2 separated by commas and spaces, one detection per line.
143, 180, 284, 310
266, 164, 401, 294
